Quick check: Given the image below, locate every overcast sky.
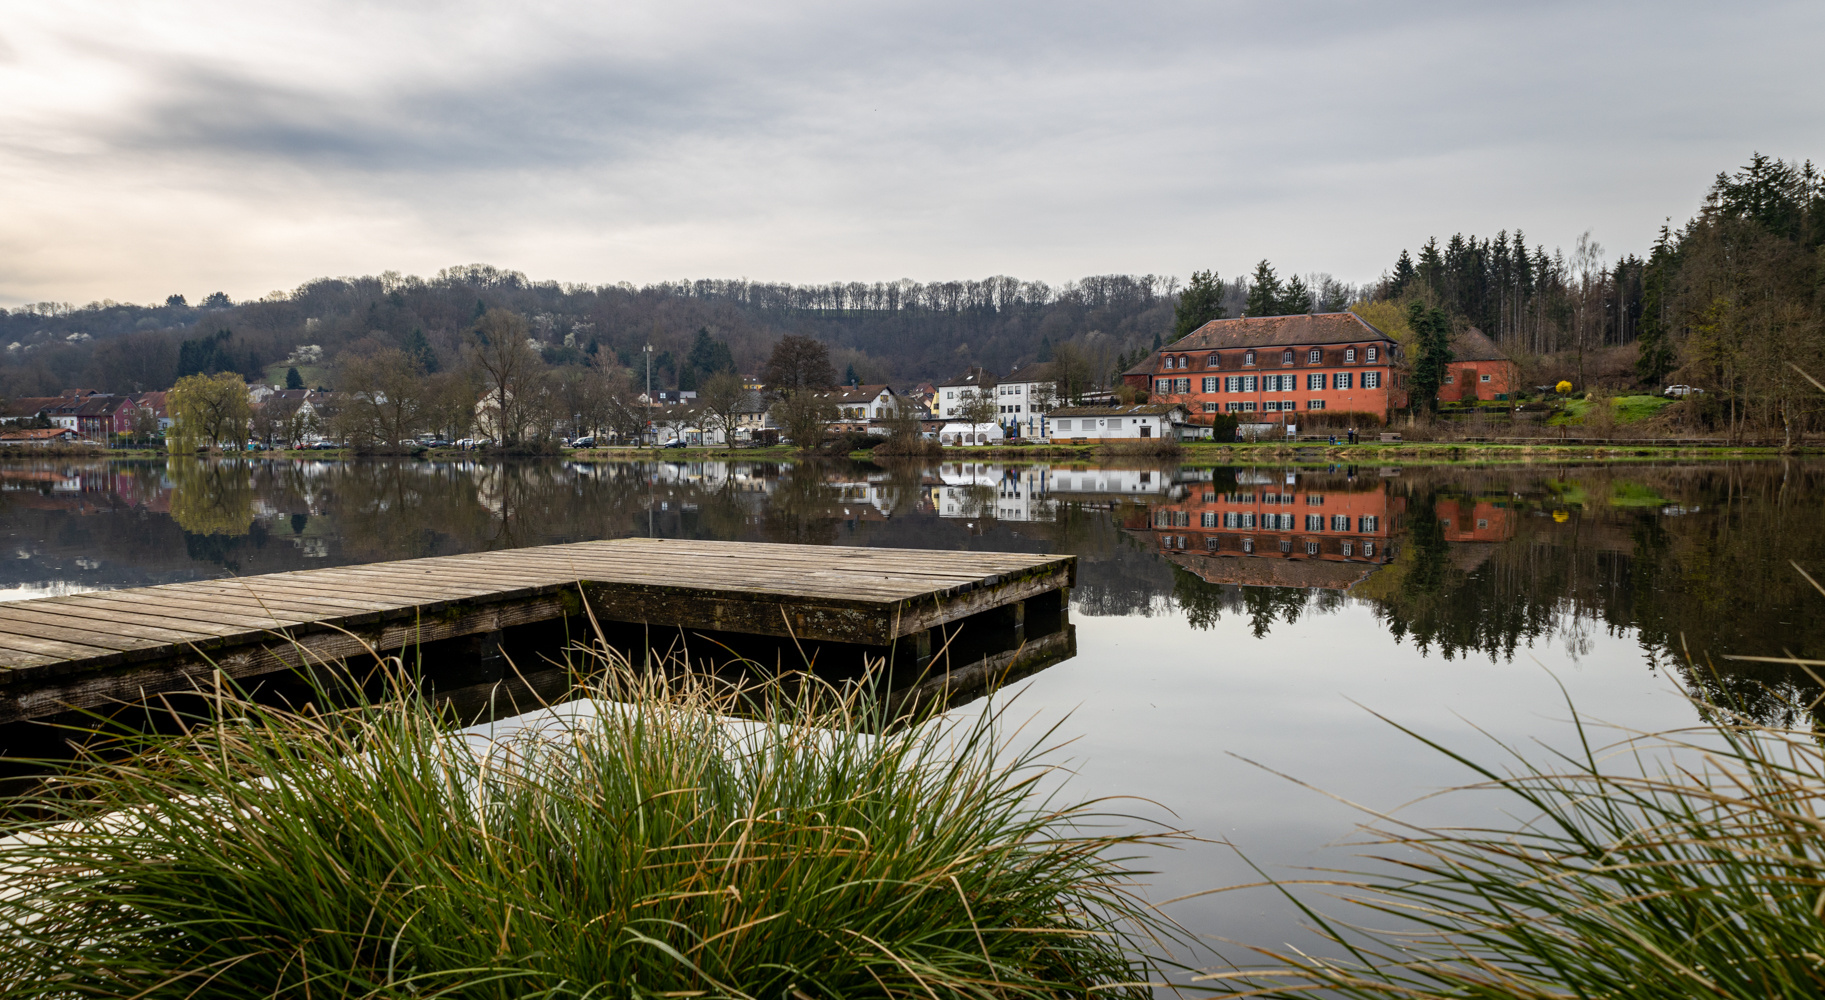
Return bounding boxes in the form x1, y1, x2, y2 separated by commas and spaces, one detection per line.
2, 0, 1820, 307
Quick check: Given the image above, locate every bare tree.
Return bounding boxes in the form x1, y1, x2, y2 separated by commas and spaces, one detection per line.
466, 309, 545, 447
697, 370, 747, 445
770, 391, 838, 450
760, 335, 837, 393
336, 347, 429, 451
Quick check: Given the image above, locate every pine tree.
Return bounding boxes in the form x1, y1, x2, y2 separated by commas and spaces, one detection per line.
844, 363, 858, 386
1277, 275, 1313, 314
1416, 238, 1444, 292
404, 328, 439, 373
285, 367, 304, 390
1244, 260, 1283, 317
1172, 269, 1227, 338
1390, 250, 1417, 297
1635, 224, 1678, 386
1407, 302, 1452, 413
1038, 336, 1053, 362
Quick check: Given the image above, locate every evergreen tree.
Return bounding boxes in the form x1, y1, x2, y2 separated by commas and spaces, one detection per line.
1416, 238, 1444, 291
1390, 250, 1417, 297
843, 363, 858, 386
586, 338, 600, 358
1244, 260, 1283, 317
1151, 331, 1161, 350
1635, 224, 1677, 386
471, 298, 488, 321
285, 367, 304, 390
1173, 269, 1227, 338
1277, 275, 1313, 315
177, 329, 235, 378
681, 327, 735, 388
404, 327, 439, 373
1407, 302, 1452, 413
1038, 336, 1053, 362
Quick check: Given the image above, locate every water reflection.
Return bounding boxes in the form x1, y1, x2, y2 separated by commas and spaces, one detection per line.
1, 457, 1822, 723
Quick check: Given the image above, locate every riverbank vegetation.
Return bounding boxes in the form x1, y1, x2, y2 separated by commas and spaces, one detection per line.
0, 661, 1188, 996
1196, 681, 1825, 997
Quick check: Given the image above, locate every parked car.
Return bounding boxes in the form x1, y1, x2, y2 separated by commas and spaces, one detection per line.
663, 440, 687, 449
1664, 384, 1704, 397
569, 435, 595, 448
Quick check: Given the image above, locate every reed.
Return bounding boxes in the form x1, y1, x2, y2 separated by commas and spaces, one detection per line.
0, 650, 1188, 998
1193, 677, 1825, 998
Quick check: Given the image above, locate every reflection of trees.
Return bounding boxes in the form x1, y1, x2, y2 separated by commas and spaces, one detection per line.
761, 461, 841, 546
168, 460, 255, 537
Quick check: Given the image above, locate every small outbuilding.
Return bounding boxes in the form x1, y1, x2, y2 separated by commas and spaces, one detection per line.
1044, 404, 1211, 442
937, 422, 1005, 446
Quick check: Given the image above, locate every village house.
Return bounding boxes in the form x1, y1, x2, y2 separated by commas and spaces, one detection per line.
808, 384, 903, 434
1043, 403, 1212, 442
996, 362, 1061, 439
0, 427, 83, 447
1440, 328, 1520, 402
1122, 313, 1408, 424
936, 367, 997, 420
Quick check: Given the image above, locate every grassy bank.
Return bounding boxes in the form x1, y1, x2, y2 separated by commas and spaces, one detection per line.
1196, 678, 1825, 997
0, 659, 1188, 997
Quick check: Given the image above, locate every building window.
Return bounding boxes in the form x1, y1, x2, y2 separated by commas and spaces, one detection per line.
1340, 541, 1353, 557
1242, 401, 1256, 411
1364, 541, 1376, 557
1241, 537, 1254, 553
1156, 378, 1172, 393
1359, 515, 1378, 532
1477, 518, 1489, 529
1362, 371, 1381, 389
1306, 494, 1324, 505
1280, 539, 1293, 552
1180, 355, 1190, 368
1345, 348, 1357, 362
1207, 353, 1220, 366
1308, 373, 1325, 390
1244, 350, 1256, 366
1202, 376, 1218, 392
1305, 513, 1323, 530
1308, 399, 1326, 410
1163, 356, 1174, 370
1203, 401, 1219, 412
1201, 512, 1218, 527
945, 390, 954, 399
1443, 374, 1454, 383
1263, 400, 1280, 412
1224, 376, 1242, 392
1225, 402, 1243, 412
1055, 419, 1071, 431
1366, 347, 1378, 362
1308, 348, 1321, 363
1331, 514, 1350, 531
1242, 375, 1258, 392
1335, 373, 1353, 390
1176, 378, 1191, 393
1481, 374, 1492, 382
1304, 541, 1320, 555
1282, 349, 1294, 365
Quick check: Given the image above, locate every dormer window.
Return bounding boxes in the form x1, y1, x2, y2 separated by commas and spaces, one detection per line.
1207, 353, 1220, 366
1308, 348, 1321, 363
1244, 350, 1256, 366
1163, 355, 1173, 370
1180, 355, 1190, 368
1345, 347, 1357, 363
1281, 349, 1294, 365
1366, 346, 1379, 362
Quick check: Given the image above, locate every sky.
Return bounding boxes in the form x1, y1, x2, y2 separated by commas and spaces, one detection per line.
2, 0, 1821, 307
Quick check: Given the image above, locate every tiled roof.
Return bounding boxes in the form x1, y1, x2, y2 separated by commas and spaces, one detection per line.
938, 366, 997, 389
1448, 327, 1509, 362
1047, 403, 1183, 418
809, 384, 893, 404
1171, 312, 1395, 351
1002, 361, 1060, 384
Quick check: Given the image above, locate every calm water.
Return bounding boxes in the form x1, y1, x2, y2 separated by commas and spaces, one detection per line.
4, 456, 1822, 967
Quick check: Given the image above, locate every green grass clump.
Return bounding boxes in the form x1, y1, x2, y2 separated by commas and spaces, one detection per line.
1196, 684, 1825, 998
0, 661, 1185, 997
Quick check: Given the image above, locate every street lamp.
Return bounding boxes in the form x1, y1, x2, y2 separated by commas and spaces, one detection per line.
644, 343, 654, 448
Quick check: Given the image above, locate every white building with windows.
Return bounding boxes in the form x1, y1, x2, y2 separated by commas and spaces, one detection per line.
936, 367, 997, 420
994, 361, 1061, 438
1042, 404, 1212, 442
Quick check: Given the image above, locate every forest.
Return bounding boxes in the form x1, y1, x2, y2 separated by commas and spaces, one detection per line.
1, 153, 1817, 434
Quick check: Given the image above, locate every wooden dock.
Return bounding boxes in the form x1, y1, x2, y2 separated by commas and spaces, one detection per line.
0, 539, 1075, 724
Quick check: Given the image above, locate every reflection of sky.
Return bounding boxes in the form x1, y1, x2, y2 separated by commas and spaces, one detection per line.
973, 605, 1696, 971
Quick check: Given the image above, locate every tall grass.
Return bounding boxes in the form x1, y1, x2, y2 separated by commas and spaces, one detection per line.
1193, 679, 1825, 998
0, 649, 1189, 998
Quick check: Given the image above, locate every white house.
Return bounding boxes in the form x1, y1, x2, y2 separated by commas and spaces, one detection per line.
809, 384, 904, 434
936, 367, 996, 420
995, 361, 1062, 439
1043, 404, 1212, 442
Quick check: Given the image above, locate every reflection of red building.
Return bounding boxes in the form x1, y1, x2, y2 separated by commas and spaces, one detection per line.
1436, 498, 1516, 542
1129, 480, 1406, 589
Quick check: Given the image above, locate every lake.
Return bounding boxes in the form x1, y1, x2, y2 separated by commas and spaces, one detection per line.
1, 455, 1819, 969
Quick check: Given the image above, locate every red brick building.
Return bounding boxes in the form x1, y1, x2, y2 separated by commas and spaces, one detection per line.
1439, 328, 1519, 402
1129, 479, 1406, 588
1122, 313, 1408, 425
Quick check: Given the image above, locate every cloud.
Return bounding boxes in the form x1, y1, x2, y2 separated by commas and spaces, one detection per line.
1, 0, 1822, 305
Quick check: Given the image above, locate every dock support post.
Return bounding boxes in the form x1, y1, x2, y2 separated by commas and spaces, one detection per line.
895, 628, 933, 672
